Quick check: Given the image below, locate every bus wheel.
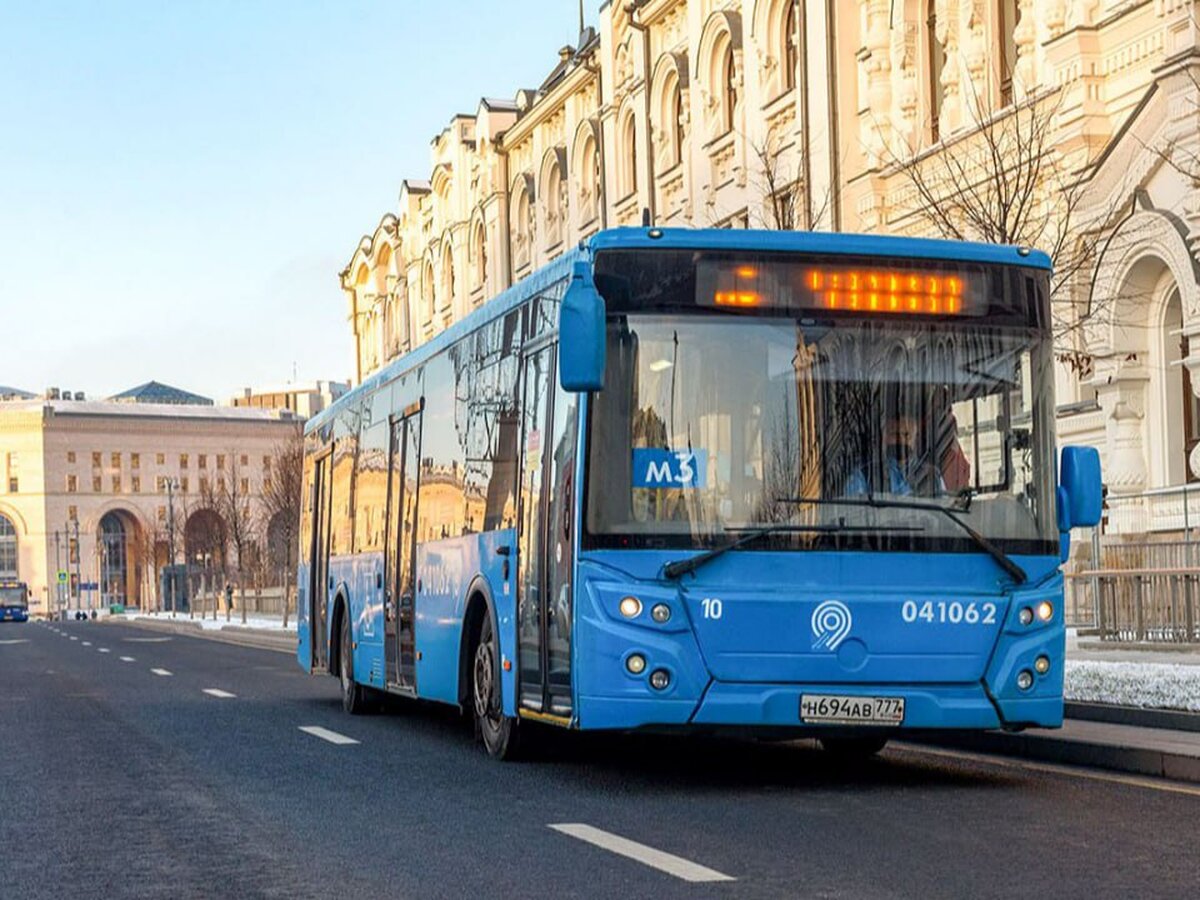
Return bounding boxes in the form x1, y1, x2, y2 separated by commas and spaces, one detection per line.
339, 615, 373, 715
819, 736, 888, 758
473, 614, 519, 759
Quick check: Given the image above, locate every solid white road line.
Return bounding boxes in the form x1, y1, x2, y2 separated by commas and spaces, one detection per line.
202, 689, 236, 699
124, 637, 172, 642
150, 668, 172, 676
548, 824, 735, 883
298, 726, 359, 745
0, 639, 29, 645
119, 656, 135, 662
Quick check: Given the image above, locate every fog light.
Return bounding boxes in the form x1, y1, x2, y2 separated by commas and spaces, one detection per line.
1018, 607, 1034, 626
651, 603, 671, 623
649, 669, 671, 690
626, 653, 646, 675
1016, 670, 1034, 691
619, 596, 642, 618
1036, 601, 1054, 622
1035, 655, 1051, 675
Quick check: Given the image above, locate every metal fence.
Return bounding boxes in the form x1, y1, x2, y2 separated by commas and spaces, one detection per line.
1065, 484, 1200, 642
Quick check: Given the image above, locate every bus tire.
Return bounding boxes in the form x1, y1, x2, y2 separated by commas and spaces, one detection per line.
472, 613, 520, 759
819, 736, 888, 758
338, 613, 373, 715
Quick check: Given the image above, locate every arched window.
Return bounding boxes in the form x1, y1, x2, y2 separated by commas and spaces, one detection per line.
927, 0, 946, 141
721, 42, 738, 135
671, 80, 685, 166
622, 112, 638, 196
575, 133, 600, 224
470, 220, 487, 294
783, 1, 799, 94
440, 244, 456, 313
998, 0, 1020, 107
0, 514, 16, 579
421, 260, 435, 319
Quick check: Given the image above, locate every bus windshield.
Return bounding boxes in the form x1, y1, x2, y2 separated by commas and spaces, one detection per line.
0, 585, 28, 608
585, 313, 1058, 556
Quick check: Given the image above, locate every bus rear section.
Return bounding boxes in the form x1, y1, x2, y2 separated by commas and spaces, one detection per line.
0, 581, 29, 622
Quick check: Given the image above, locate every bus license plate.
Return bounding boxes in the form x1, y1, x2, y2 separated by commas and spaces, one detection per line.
800, 694, 905, 726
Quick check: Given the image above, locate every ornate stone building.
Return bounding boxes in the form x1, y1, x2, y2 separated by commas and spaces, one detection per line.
343, 0, 1200, 528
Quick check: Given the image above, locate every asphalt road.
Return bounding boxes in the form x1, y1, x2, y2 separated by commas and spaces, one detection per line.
1, 619, 1197, 900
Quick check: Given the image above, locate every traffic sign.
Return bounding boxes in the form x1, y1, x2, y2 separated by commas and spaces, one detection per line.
56, 570, 68, 584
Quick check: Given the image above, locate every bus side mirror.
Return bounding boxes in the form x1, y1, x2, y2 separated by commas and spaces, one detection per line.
559, 261, 606, 392
1059, 446, 1102, 530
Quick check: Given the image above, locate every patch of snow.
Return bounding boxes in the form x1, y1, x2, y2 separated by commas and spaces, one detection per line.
121, 611, 297, 633
1064, 659, 1200, 712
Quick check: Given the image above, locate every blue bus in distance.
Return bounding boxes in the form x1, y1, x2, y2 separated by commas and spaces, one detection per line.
296, 227, 1102, 759
0, 581, 29, 623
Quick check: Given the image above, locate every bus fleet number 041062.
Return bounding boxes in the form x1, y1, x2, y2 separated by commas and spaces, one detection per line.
900, 600, 997, 625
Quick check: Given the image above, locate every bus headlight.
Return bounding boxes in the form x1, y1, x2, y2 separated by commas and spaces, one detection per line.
625, 653, 647, 675
649, 669, 671, 690
1018, 607, 1034, 626
1036, 601, 1054, 622
651, 603, 671, 623
1016, 670, 1034, 691
1034, 655, 1051, 675
619, 596, 642, 618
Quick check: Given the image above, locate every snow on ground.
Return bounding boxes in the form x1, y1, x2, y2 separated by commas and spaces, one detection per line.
123, 611, 297, 632
1064, 659, 1200, 712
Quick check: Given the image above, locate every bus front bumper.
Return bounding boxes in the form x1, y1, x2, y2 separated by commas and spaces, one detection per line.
579, 681, 1063, 732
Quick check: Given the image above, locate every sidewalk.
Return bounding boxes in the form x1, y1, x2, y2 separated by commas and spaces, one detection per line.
104, 612, 296, 654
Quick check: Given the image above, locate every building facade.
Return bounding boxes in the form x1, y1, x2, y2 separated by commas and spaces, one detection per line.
0, 394, 301, 617
342, 0, 1200, 529
230, 380, 350, 419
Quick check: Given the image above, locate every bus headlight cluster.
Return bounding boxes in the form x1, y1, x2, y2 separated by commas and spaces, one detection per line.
625, 653, 647, 675
651, 603, 671, 623
1016, 670, 1034, 691
619, 596, 642, 618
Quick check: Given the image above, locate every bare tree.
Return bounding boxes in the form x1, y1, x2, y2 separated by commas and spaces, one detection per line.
747, 128, 832, 231
877, 85, 1125, 368
213, 453, 259, 623
262, 432, 303, 628
187, 485, 227, 620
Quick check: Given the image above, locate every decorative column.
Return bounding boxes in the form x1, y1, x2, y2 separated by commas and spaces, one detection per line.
1090, 356, 1149, 500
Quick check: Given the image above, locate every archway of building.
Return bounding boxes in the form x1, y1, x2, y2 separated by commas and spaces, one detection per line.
0, 512, 17, 580
98, 510, 143, 609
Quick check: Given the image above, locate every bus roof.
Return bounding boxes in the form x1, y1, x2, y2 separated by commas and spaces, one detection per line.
309, 228, 1051, 434
588, 227, 1053, 270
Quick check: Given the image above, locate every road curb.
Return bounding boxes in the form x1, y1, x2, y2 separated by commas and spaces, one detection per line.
1066, 701, 1200, 733
915, 729, 1200, 783
101, 616, 296, 654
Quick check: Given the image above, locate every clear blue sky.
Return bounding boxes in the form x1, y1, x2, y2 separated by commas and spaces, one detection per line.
0, 1, 587, 401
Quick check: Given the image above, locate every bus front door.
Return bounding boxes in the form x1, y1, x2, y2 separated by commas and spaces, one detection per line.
310, 450, 333, 672
384, 404, 422, 692
518, 343, 577, 717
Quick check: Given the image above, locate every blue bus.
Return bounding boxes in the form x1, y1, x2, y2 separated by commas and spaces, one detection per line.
0, 581, 29, 623
296, 227, 1102, 759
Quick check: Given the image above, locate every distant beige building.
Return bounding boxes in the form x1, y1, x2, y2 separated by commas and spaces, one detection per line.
0, 388, 301, 617
230, 380, 349, 419
342, 0, 1200, 532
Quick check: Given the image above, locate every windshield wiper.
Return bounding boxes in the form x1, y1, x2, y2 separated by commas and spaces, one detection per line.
661, 522, 924, 581
776, 496, 1027, 585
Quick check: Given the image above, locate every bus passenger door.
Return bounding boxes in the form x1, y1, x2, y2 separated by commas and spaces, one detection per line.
384, 404, 422, 692
517, 343, 576, 717
309, 450, 333, 672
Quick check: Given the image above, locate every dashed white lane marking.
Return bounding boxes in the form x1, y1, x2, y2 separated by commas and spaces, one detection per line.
150, 668, 173, 677
548, 824, 735, 883
69, 636, 78, 641
82, 641, 91, 646
119, 656, 135, 662
98, 648, 110, 653
298, 726, 359, 745
202, 689, 236, 699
